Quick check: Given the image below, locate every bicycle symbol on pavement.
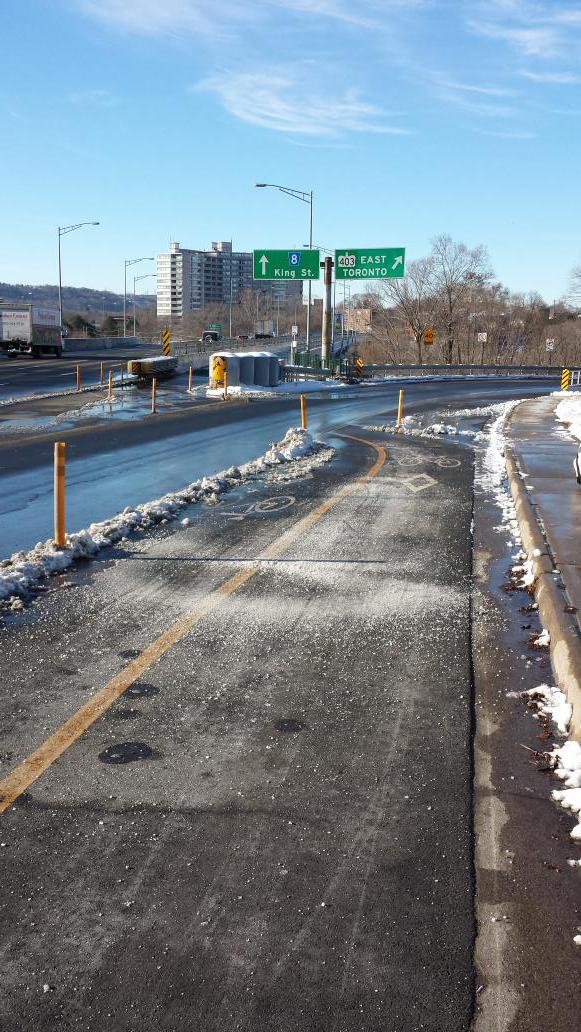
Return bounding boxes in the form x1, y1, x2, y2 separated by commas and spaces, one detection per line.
395, 453, 461, 469
218, 495, 296, 521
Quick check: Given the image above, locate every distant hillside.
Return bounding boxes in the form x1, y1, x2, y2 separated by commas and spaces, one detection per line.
0, 283, 156, 314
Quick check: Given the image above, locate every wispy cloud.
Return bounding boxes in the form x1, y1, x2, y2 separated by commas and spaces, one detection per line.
67, 88, 119, 107
520, 69, 581, 84
440, 79, 516, 98
195, 68, 413, 138
471, 126, 536, 140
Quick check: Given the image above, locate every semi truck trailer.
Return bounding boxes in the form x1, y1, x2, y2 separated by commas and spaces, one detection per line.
0, 303, 63, 358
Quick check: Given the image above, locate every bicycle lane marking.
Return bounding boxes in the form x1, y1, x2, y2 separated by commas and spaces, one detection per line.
0, 434, 387, 813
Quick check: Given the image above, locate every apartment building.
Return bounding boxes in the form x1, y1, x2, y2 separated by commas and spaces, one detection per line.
157, 241, 302, 320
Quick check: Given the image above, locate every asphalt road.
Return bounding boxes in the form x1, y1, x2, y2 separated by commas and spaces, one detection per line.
0, 346, 158, 402
0, 377, 559, 557
0, 428, 475, 1031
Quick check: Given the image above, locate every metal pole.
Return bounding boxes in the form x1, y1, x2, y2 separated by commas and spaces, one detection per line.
123, 262, 127, 337
301, 394, 308, 430
306, 191, 313, 348
321, 256, 333, 365
58, 229, 63, 341
133, 275, 137, 337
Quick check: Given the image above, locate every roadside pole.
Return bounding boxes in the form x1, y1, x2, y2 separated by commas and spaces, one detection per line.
321, 256, 333, 366
397, 389, 405, 428
301, 394, 308, 430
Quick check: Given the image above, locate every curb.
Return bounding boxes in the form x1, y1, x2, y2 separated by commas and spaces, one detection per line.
504, 439, 581, 741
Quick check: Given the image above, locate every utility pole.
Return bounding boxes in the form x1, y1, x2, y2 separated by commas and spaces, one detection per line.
321, 256, 333, 365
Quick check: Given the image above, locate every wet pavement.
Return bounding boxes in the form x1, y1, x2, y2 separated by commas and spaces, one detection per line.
0, 429, 476, 1032
0, 378, 559, 558
0, 347, 158, 404
507, 396, 581, 626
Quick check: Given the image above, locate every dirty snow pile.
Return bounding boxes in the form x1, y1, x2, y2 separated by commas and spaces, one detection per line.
363, 418, 476, 438
0, 427, 330, 607
554, 392, 581, 444
517, 684, 572, 735
474, 400, 523, 540
552, 740, 581, 841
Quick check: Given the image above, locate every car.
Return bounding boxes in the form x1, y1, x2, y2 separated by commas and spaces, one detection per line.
575, 448, 581, 484
236, 334, 249, 342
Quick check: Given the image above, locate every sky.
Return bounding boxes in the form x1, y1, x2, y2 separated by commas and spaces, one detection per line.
2, 0, 581, 302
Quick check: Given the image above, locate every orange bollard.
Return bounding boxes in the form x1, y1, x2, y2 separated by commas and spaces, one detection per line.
108, 369, 113, 401
188, 366, 193, 393
152, 377, 157, 414
54, 442, 67, 547
100, 362, 105, 385
76, 365, 82, 392
301, 394, 308, 430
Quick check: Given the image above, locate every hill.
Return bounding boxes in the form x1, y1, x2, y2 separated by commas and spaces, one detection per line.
0, 282, 156, 314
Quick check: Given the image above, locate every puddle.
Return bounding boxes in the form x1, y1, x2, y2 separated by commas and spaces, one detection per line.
124, 682, 160, 698
275, 718, 305, 733
98, 741, 154, 764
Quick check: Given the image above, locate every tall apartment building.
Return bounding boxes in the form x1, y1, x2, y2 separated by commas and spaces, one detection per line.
157, 241, 302, 320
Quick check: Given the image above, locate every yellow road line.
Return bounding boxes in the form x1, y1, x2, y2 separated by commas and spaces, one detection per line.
0, 435, 386, 813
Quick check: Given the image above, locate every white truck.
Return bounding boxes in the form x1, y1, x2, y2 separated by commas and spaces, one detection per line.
0, 303, 63, 358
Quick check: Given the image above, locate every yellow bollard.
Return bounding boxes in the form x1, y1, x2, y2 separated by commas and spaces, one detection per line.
301, 394, 308, 430
152, 377, 157, 414
76, 365, 82, 392
108, 369, 113, 401
100, 362, 105, 385
188, 366, 193, 393
54, 442, 67, 548
223, 368, 229, 401
397, 388, 405, 428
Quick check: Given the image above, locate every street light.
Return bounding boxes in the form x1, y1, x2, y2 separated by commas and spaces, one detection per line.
58, 222, 99, 339
133, 273, 156, 337
255, 182, 314, 346
124, 257, 154, 336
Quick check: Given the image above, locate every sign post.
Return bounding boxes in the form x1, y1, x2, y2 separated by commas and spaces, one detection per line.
335, 248, 405, 281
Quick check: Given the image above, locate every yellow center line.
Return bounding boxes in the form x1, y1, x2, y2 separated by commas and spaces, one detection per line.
0, 434, 386, 813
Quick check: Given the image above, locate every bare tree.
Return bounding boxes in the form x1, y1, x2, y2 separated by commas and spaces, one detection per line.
378, 257, 439, 365
430, 235, 492, 364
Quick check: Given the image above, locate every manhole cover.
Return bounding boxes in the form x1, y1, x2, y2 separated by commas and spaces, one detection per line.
124, 682, 160, 698
275, 719, 305, 733
98, 742, 153, 764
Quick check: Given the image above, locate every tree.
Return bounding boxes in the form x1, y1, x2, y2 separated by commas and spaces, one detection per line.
430, 235, 492, 364
378, 257, 439, 365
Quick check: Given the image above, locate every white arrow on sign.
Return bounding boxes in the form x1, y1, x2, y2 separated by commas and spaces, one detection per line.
392, 255, 404, 270
259, 255, 268, 275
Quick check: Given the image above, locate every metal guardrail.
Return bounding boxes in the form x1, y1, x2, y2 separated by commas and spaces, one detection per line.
361, 363, 562, 378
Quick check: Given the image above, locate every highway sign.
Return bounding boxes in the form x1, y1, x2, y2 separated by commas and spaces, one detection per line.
424, 328, 436, 346
253, 249, 320, 280
562, 368, 572, 391
355, 357, 365, 377
162, 329, 172, 356
335, 248, 405, 280
291, 324, 298, 336
546, 339, 555, 351
477, 332, 487, 344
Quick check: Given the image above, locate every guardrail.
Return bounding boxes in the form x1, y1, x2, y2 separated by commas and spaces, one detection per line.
360, 363, 562, 378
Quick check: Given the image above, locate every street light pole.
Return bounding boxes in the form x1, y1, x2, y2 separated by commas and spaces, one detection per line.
133, 273, 155, 337
124, 257, 155, 336
57, 221, 99, 340
255, 182, 314, 347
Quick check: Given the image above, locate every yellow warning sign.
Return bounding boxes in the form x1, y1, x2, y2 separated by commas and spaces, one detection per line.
162, 329, 172, 357
424, 328, 436, 346
355, 357, 365, 377
562, 368, 572, 391
211, 354, 227, 388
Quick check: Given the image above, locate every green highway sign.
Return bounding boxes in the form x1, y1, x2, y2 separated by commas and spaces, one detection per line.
253, 249, 321, 281
335, 248, 405, 280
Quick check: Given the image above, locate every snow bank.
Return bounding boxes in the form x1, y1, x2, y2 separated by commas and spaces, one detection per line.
519, 684, 572, 735
0, 427, 329, 607
475, 401, 523, 541
552, 740, 581, 840
555, 392, 581, 444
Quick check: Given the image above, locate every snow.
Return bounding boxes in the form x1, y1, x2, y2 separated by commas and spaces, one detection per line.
551, 740, 581, 840
519, 684, 572, 734
475, 400, 524, 541
0, 427, 332, 607
206, 380, 350, 398
555, 392, 581, 443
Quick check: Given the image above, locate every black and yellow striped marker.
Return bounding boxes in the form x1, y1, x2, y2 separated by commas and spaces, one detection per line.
162, 329, 172, 357
562, 368, 572, 391
355, 357, 364, 377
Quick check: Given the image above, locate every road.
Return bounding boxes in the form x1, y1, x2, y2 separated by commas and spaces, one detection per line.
0, 377, 559, 557
0, 346, 157, 403
0, 426, 475, 1031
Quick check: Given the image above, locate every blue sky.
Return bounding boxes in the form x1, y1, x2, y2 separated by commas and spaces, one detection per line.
2, 0, 581, 301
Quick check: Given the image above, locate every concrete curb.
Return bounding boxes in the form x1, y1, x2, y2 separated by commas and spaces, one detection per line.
505, 437, 581, 740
